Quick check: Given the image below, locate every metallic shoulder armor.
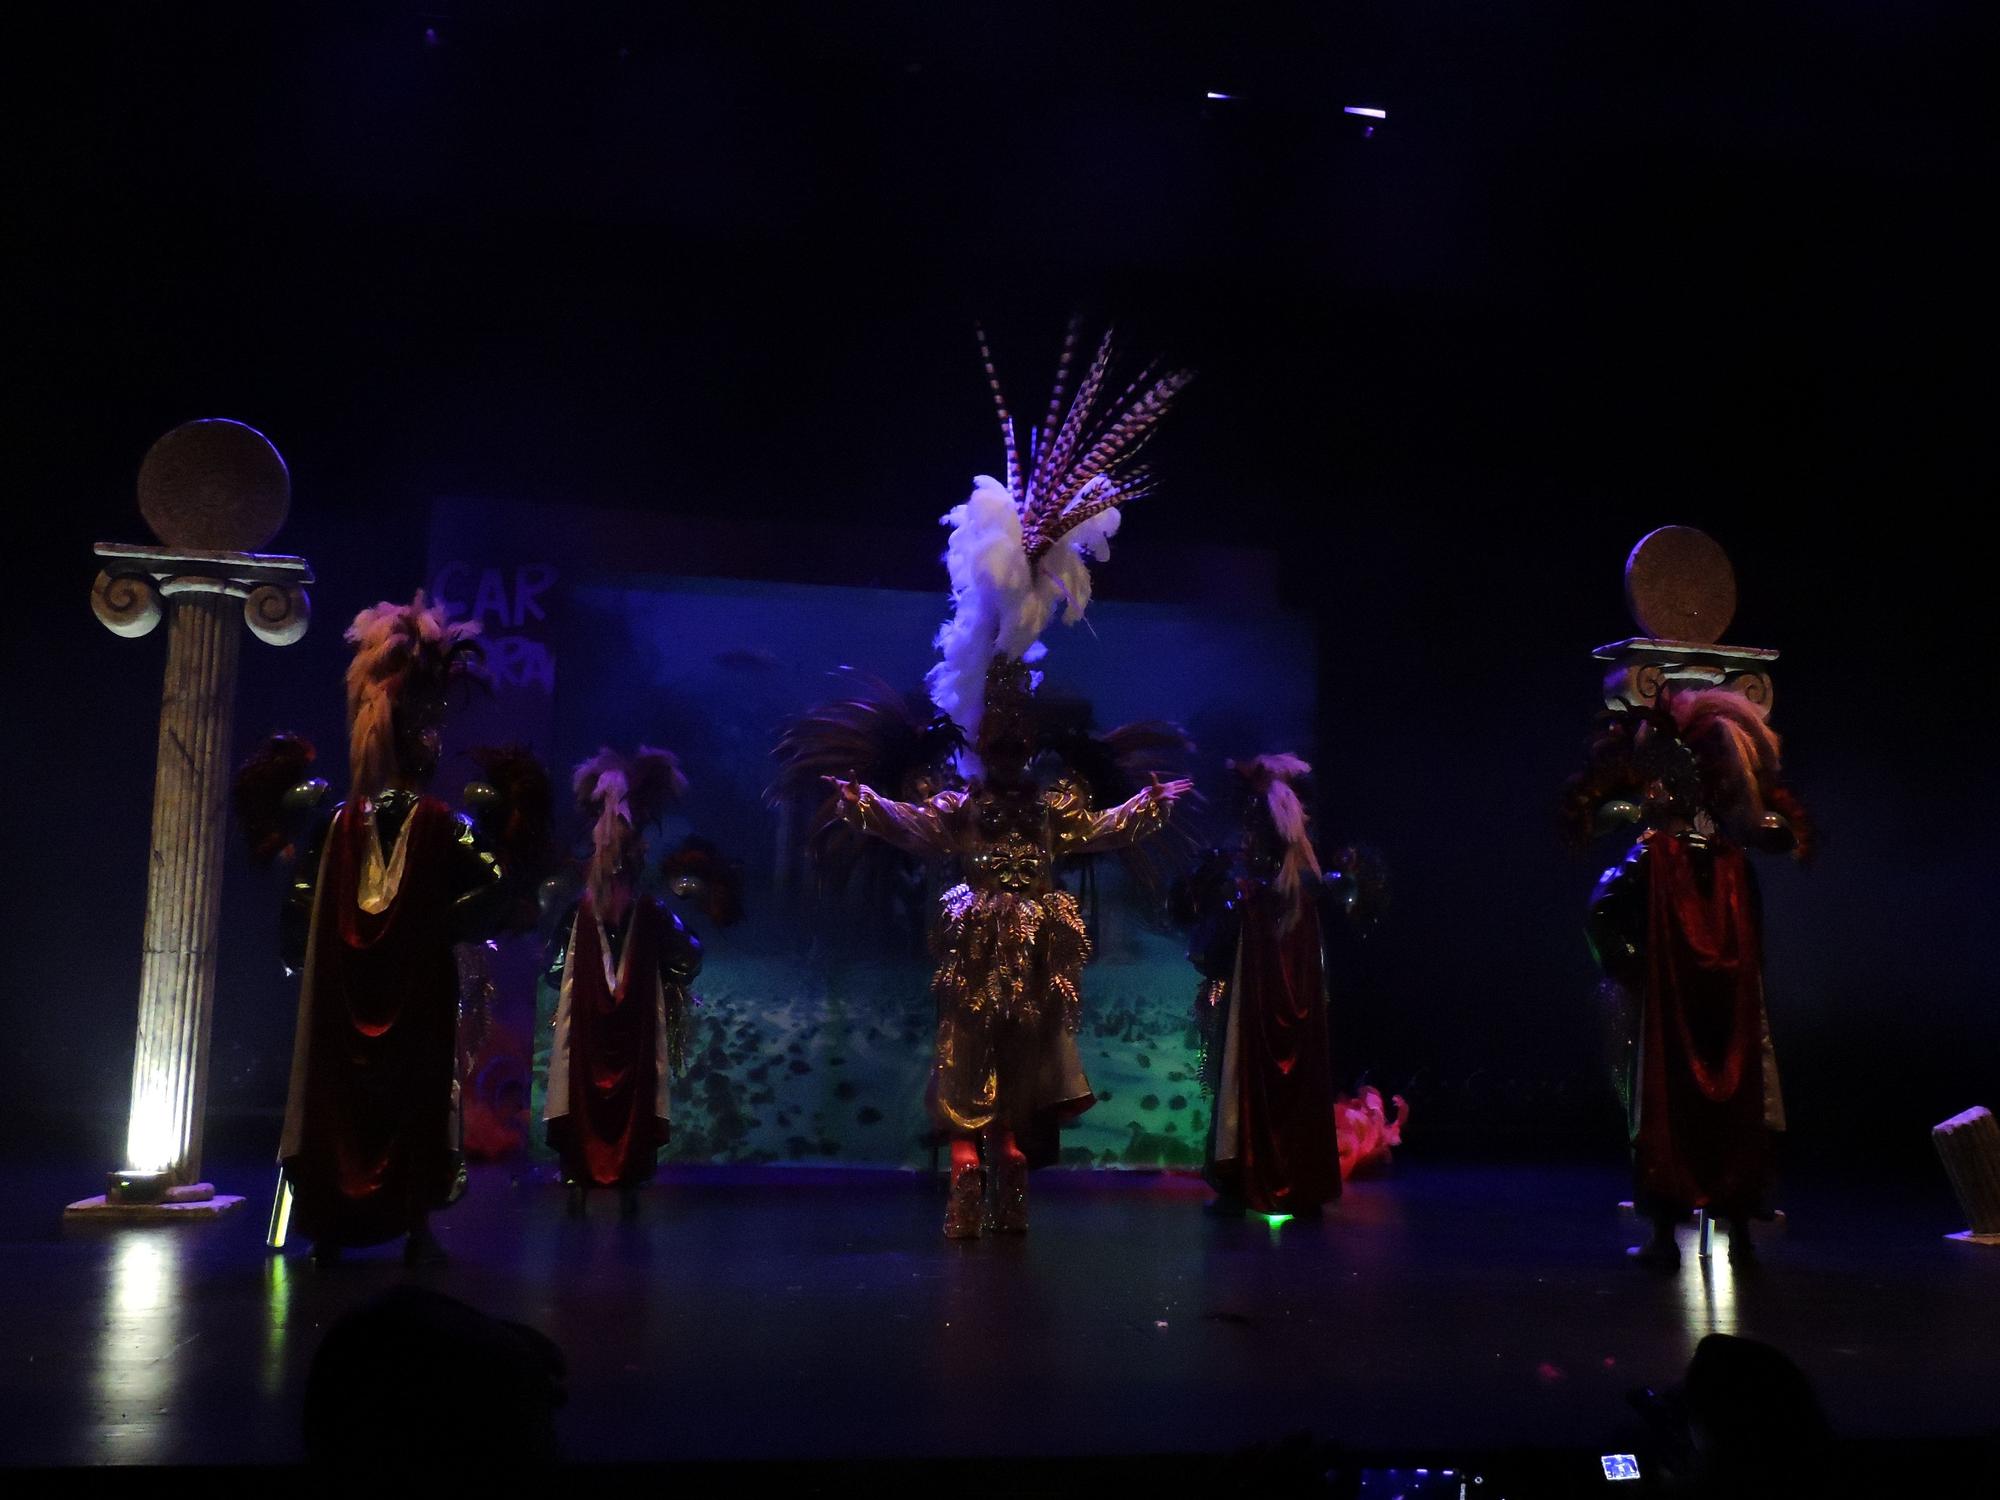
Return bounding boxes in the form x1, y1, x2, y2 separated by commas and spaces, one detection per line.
653, 898, 704, 986
1586, 837, 1650, 985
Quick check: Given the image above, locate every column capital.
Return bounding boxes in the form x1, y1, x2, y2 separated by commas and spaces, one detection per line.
92, 543, 316, 646
1592, 636, 1778, 715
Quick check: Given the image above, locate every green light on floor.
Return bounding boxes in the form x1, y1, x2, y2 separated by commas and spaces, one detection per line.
1261, 1212, 1294, 1227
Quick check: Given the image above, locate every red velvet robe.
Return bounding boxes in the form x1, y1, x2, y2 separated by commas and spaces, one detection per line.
1207, 886, 1342, 1215
546, 894, 673, 1188
280, 798, 464, 1248
1632, 832, 1772, 1219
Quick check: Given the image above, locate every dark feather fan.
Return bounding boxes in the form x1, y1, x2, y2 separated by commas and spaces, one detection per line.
232, 732, 321, 866
1558, 704, 1668, 849
1559, 695, 1814, 861
1037, 708, 1201, 913
1326, 843, 1392, 931
465, 745, 556, 892
768, 668, 966, 879
659, 835, 746, 929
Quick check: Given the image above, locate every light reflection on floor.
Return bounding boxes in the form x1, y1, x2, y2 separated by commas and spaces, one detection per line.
261, 1256, 292, 1399
1677, 1224, 1738, 1340
93, 1231, 181, 1462
2, 1161, 1987, 1468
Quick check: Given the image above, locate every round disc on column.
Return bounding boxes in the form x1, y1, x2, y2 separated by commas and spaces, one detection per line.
137, 419, 291, 552
1624, 526, 1736, 643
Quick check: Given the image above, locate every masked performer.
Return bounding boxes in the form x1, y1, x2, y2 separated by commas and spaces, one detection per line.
1174, 756, 1385, 1219
269, 594, 515, 1265
1564, 688, 1811, 1267
822, 321, 1195, 1238
543, 748, 705, 1217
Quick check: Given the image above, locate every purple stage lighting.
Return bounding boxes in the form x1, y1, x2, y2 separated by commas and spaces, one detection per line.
1205, 91, 1234, 101
1343, 105, 1387, 119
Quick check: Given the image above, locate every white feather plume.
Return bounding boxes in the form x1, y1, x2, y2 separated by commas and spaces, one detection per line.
925, 476, 1123, 748
926, 477, 1028, 746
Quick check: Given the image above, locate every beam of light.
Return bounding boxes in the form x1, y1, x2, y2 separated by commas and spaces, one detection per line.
1206, 91, 1235, 101
125, 1093, 179, 1176
1343, 106, 1388, 119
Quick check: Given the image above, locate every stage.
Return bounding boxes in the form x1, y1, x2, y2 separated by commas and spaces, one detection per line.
6, 1152, 1998, 1485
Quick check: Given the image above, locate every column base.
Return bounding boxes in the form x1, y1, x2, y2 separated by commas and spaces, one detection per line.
64, 1193, 245, 1222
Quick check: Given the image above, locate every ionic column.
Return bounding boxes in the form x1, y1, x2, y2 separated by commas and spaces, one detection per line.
1593, 525, 1777, 713
72, 419, 312, 1218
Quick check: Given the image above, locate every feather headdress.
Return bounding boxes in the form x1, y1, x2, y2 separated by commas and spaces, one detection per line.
1230, 753, 1322, 930
465, 745, 555, 900
342, 592, 484, 798
927, 320, 1193, 750
572, 746, 687, 904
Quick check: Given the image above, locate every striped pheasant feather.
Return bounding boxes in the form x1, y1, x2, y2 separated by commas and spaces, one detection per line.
976, 321, 1191, 561
974, 324, 1022, 501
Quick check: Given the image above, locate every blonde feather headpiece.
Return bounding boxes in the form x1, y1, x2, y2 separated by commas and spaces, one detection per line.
1230, 753, 1322, 931
342, 591, 483, 798
572, 746, 687, 904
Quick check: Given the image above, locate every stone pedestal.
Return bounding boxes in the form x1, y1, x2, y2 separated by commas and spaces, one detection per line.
79, 420, 312, 1218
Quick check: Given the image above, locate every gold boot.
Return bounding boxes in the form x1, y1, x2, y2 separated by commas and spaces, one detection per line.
943, 1162, 985, 1239
986, 1155, 1028, 1234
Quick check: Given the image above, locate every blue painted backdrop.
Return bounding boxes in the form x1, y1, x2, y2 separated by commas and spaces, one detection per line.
535, 573, 1316, 1168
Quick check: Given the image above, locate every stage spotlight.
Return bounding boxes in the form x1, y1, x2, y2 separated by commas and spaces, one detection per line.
1340, 105, 1386, 140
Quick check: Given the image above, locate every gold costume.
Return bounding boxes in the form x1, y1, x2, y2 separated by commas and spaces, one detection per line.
841, 778, 1171, 1134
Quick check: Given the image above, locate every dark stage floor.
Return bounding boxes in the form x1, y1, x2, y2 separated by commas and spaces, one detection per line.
4, 1155, 1998, 1477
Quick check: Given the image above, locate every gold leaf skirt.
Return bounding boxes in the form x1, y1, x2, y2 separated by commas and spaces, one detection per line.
927, 884, 1094, 1135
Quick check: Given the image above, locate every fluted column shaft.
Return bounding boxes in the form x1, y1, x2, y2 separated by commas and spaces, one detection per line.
125, 589, 240, 1181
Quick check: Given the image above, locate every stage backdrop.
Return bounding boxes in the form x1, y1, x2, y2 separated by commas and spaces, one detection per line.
428, 498, 1313, 1170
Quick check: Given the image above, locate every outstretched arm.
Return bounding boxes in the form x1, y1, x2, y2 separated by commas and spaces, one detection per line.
824, 777, 963, 857
1060, 774, 1194, 854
